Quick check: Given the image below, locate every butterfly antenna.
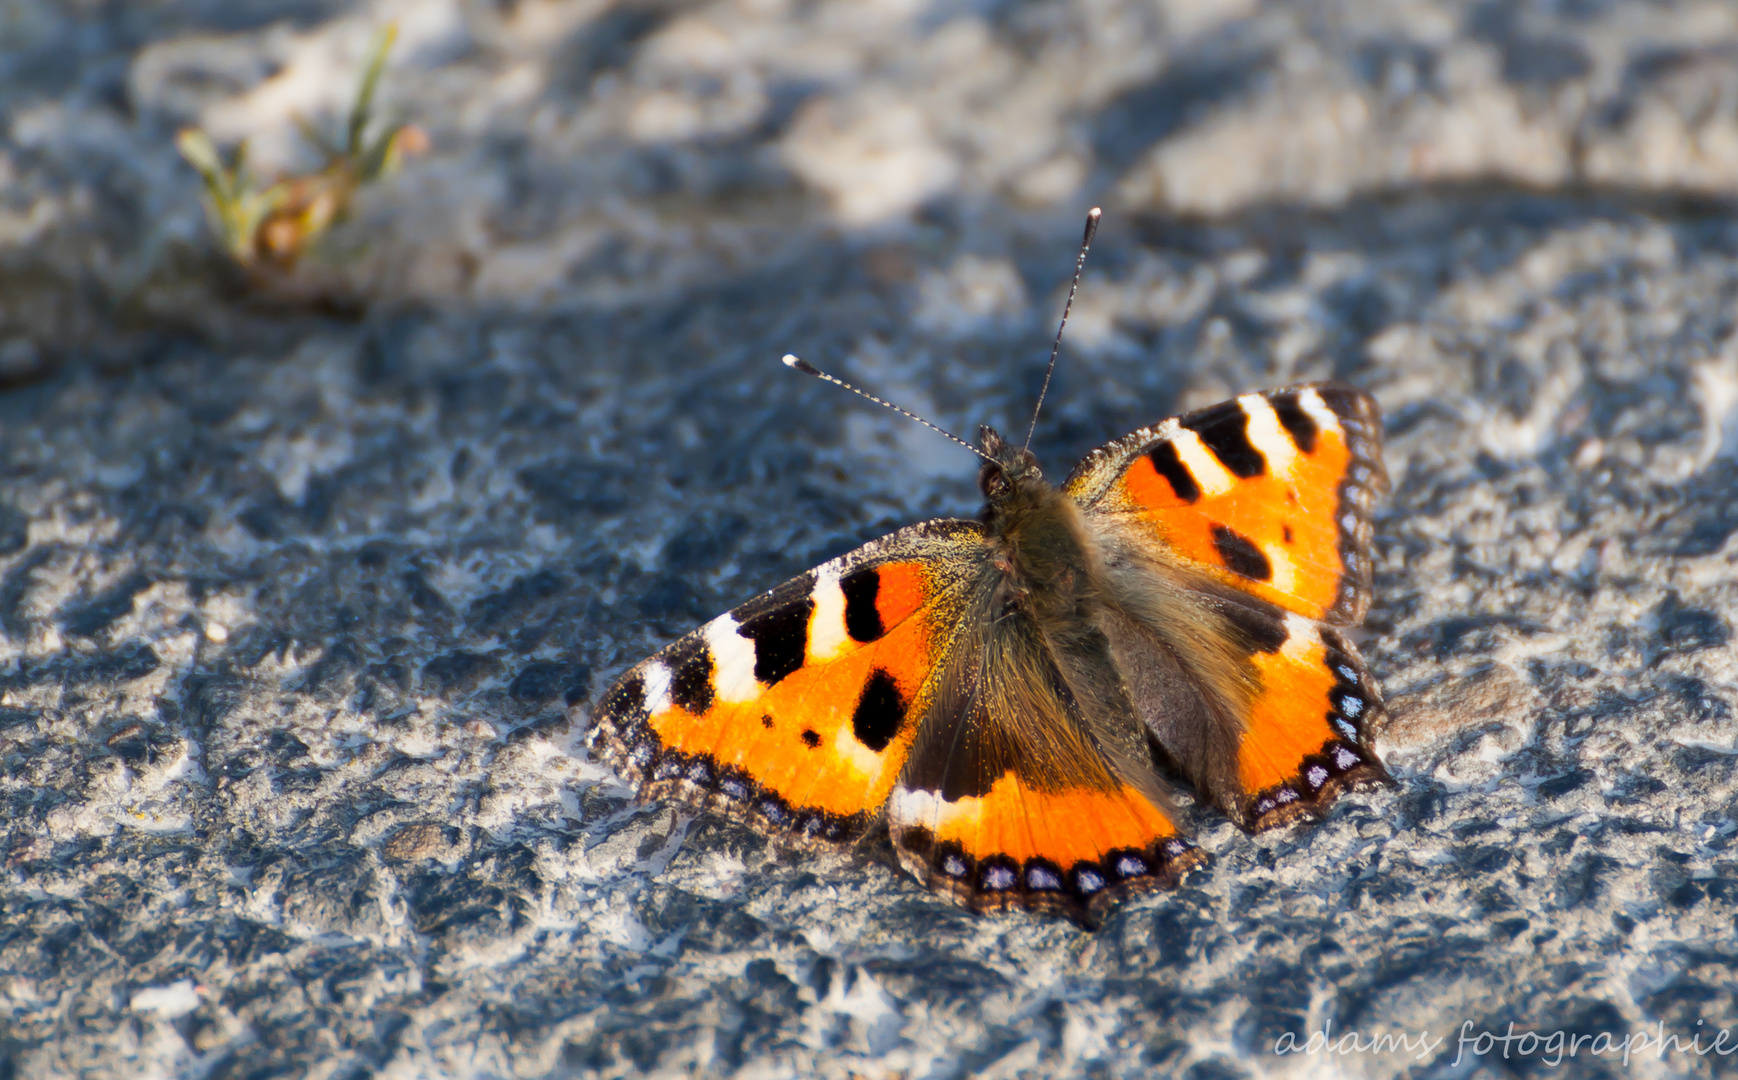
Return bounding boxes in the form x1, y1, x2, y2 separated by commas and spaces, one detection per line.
781, 354, 994, 463
1022, 205, 1102, 453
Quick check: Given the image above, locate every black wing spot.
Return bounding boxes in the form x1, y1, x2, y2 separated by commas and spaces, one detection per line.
1283, 524, 1294, 544
669, 646, 715, 715
601, 671, 647, 721
841, 568, 885, 642
1270, 392, 1319, 454
1212, 524, 1272, 581
851, 667, 907, 753
939, 763, 1002, 802
800, 729, 821, 748
1185, 408, 1266, 478
740, 599, 814, 685
896, 824, 936, 859
760, 714, 774, 729
1146, 441, 1201, 503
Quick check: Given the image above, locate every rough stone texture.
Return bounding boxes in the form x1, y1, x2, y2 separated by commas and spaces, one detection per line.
3, 1, 1738, 1077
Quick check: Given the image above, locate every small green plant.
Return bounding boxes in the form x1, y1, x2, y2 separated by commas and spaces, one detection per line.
177, 23, 427, 271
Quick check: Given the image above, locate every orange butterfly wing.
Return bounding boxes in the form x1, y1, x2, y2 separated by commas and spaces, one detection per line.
588, 520, 984, 845
889, 772, 1201, 925
1065, 383, 1386, 624
1231, 606, 1388, 829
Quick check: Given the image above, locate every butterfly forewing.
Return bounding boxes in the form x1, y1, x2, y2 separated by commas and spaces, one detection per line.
1064, 382, 1387, 624
589, 519, 985, 846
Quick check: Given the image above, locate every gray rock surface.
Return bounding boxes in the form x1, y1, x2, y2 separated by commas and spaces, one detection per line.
3, 0, 1738, 1076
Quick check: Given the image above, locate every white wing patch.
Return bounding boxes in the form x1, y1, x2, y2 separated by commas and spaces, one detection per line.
888, 785, 959, 830
1238, 393, 1299, 478
1278, 611, 1320, 662
1171, 428, 1236, 497
705, 615, 761, 703
806, 565, 849, 662
1263, 543, 1298, 597
642, 660, 673, 715
1298, 388, 1344, 439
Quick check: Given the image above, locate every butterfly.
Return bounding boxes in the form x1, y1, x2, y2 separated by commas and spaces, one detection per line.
587, 211, 1390, 927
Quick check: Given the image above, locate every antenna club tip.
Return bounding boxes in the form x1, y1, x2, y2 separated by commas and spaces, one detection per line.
1080, 207, 1102, 245
783, 354, 821, 376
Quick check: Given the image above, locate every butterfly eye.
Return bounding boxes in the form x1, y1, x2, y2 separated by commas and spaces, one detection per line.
982, 470, 1011, 498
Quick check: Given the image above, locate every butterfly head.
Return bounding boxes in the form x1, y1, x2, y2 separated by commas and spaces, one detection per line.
977, 425, 1044, 503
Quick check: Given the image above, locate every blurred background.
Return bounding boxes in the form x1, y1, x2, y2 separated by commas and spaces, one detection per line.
10, 0, 1738, 376
4, 1, 1738, 1077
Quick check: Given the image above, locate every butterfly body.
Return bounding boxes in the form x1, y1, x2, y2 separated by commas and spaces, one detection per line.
589, 384, 1390, 926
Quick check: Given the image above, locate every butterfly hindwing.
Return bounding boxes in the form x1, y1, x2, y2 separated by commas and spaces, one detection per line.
1065, 383, 1386, 624
589, 519, 985, 846
1231, 610, 1388, 830
1098, 566, 1397, 831
887, 589, 1204, 926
